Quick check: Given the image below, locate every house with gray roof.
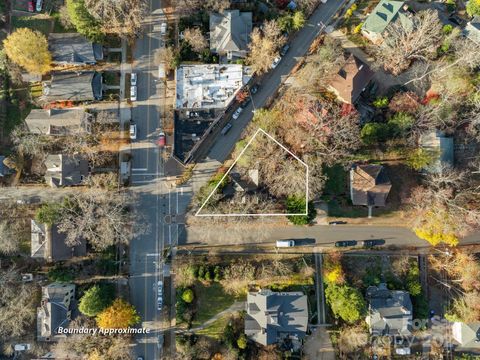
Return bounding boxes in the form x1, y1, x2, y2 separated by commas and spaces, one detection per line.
43, 72, 103, 102
419, 130, 453, 173
210, 10, 252, 59
245, 289, 308, 346
37, 283, 75, 341
25, 108, 93, 136
31, 220, 86, 262
366, 283, 412, 336
44, 154, 89, 187
463, 16, 480, 45
361, 0, 412, 44
49, 33, 103, 66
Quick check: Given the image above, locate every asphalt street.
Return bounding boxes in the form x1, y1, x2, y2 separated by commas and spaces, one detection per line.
184, 224, 480, 248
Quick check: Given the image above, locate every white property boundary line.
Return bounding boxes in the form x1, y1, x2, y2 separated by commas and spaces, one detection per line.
195, 128, 309, 217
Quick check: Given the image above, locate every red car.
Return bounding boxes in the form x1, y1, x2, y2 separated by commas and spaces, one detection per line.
28, 1, 35, 12
157, 132, 166, 148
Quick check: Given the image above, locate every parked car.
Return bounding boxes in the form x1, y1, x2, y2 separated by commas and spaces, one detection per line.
271, 56, 282, 69
157, 132, 166, 148
276, 240, 295, 247
250, 84, 259, 94
131, 73, 137, 86
221, 123, 232, 135
137, 357, 144, 360
130, 86, 137, 101
361, 239, 385, 247
157, 334, 164, 348
160, 22, 167, 36
157, 280, 163, 296
157, 296, 163, 311
335, 240, 357, 247
329, 221, 347, 225
280, 44, 290, 56
14, 344, 31, 352
28, 1, 34, 12
36, 0, 42, 11
129, 124, 137, 140
232, 107, 243, 120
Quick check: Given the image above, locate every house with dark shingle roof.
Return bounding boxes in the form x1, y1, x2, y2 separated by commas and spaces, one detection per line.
361, 0, 411, 44
31, 220, 86, 262
350, 164, 391, 217
44, 154, 89, 187
37, 283, 76, 341
245, 289, 308, 346
210, 10, 252, 59
49, 33, 103, 66
43, 72, 103, 102
328, 54, 374, 104
25, 108, 93, 136
366, 283, 412, 336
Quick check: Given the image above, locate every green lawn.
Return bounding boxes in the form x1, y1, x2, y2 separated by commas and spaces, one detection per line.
323, 164, 347, 196
327, 199, 367, 218
11, 16, 53, 35
191, 282, 240, 328
195, 314, 231, 339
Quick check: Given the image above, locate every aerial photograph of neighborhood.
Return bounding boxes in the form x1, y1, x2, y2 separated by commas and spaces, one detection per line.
1, 0, 480, 359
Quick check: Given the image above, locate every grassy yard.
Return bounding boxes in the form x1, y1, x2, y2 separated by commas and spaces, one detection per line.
191, 282, 241, 328
195, 314, 231, 339
11, 16, 53, 35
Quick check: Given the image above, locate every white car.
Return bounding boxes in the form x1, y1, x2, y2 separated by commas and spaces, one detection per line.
160, 22, 167, 36
14, 344, 31, 352
36, 0, 42, 11
157, 280, 163, 296
232, 107, 243, 120
131, 73, 137, 86
157, 296, 163, 311
130, 85, 137, 101
271, 56, 282, 69
129, 124, 137, 140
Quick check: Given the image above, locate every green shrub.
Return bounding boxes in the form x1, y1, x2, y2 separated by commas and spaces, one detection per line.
213, 266, 222, 281
182, 288, 194, 303
48, 265, 74, 282
237, 334, 248, 350
373, 96, 389, 108
66, 0, 103, 42
388, 112, 414, 135
353, 22, 364, 34
467, 0, 480, 16
325, 284, 366, 323
35, 202, 62, 225
286, 196, 316, 225
360, 123, 392, 145
79, 284, 115, 317
442, 24, 453, 35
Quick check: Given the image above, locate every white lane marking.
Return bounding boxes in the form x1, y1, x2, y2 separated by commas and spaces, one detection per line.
132, 168, 148, 171
131, 173, 164, 176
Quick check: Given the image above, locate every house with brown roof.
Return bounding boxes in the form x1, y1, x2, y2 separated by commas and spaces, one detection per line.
328, 54, 374, 104
350, 164, 392, 217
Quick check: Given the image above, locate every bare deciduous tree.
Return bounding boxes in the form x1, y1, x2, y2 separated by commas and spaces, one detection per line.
0, 268, 37, 341
154, 47, 177, 72
183, 27, 208, 53
377, 9, 442, 75
409, 167, 480, 244
57, 190, 146, 250
84, 0, 148, 38
247, 21, 284, 75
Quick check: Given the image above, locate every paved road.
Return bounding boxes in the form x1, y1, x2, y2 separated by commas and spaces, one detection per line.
127, 1, 190, 359
184, 224, 480, 248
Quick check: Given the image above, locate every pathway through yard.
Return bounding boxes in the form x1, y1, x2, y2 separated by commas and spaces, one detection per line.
189, 301, 245, 332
